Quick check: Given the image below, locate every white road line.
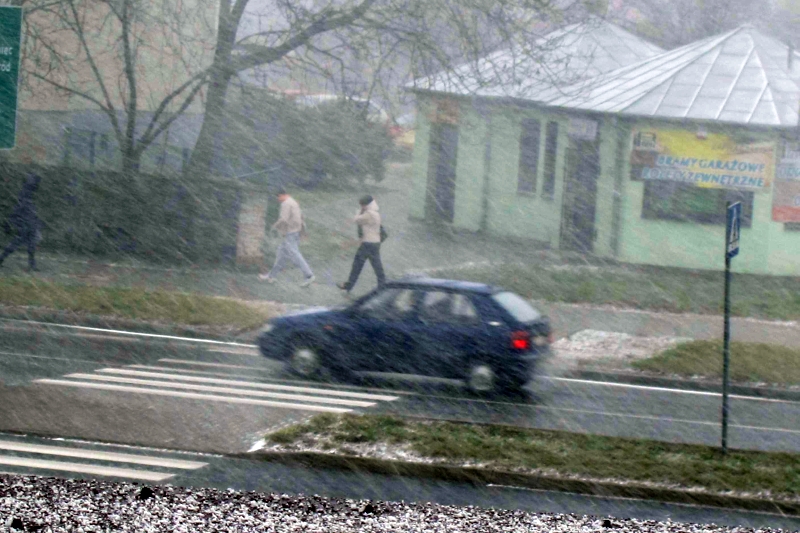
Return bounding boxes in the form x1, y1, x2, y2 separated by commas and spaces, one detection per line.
130, 364, 278, 378
206, 347, 260, 356
158, 359, 265, 370
1, 319, 256, 348
96, 368, 400, 401
68, 333, 139, 343
152, 361, 417, 396
131, 365, 275, 378
34, 379, 353, 413
550, 377, 800, 404
64, 373, 377, 408
538, 405, 800, 435
0, 455, 173, 482
0, 441, 206, 469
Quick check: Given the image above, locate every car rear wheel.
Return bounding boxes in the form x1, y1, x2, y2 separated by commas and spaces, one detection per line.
467, 363, 496, 395
467, 361, 530, 400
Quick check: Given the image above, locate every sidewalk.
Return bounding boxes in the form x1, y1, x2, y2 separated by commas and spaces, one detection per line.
2, 162, 798, 347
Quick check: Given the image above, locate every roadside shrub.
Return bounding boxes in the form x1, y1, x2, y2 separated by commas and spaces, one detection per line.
0, 163, 243, 265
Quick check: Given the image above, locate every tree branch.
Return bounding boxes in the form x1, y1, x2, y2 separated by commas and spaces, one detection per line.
137, 74, 208, 149
64, 0, 123, 145
232, 0, 379, 73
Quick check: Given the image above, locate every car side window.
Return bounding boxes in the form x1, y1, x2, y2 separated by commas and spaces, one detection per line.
451, 294, 479, 323
393, 289, 416, 314
420, 291, 451, 322
420, 291, 480, 324
359, 288, 415, 320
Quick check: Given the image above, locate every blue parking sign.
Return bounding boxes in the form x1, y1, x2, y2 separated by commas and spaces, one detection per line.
726, 202, 741, 259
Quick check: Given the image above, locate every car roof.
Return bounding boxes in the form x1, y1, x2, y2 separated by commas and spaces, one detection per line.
385, 277, 498, 294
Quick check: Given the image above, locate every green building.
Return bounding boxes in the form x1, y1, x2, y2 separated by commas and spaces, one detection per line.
409, 22, 800, 275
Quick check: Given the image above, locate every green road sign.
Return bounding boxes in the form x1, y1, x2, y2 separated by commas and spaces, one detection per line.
0, 6, 21, 150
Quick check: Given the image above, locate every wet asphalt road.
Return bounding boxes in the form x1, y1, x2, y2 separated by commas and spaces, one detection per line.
1, 320, 800, 530
1, 320, 797, 455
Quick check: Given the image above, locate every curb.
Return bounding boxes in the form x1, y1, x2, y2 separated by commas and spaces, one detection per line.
0, 306, 254, 343
243, 451, 800, 516
568, 370, 800, 402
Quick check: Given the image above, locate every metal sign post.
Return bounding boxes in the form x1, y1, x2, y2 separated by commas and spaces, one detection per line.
721, 201, 741, 453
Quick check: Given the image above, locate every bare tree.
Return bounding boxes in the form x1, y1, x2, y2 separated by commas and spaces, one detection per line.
621, 0, 781, 48
20, 0, 215, 174
19, 0, 595, 178
184, 0, 593, 179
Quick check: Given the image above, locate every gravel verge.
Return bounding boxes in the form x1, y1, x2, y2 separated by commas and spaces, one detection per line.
0, 474, 794, 533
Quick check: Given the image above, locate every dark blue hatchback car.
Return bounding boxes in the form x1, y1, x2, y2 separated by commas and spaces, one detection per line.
258, 277, 553, 396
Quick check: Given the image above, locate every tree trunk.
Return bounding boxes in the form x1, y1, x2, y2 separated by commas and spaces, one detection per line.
183, 68, 231, 179
184, 0, 239, 180
120, 144, 141, 176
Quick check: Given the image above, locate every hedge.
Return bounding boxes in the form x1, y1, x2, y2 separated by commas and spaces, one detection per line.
0, 163, 247, 265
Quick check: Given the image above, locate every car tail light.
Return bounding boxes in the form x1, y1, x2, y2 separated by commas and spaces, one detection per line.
511, 331, 531, 350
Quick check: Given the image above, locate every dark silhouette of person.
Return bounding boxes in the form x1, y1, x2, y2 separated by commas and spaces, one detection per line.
1, 172, 42, 271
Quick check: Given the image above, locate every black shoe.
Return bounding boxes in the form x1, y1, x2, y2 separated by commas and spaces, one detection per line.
336, 282, 350, 292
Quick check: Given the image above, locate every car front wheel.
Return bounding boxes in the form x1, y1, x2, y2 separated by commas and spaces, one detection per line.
289, 344, 322, 378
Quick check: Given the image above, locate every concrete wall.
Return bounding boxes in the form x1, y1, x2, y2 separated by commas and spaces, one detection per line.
613, 121, 777, 274
20, 0, 218, 113
409, 97, 433, 220
483, 106, 566, 246
409, 94, 567, 246
408, 93, 800, 275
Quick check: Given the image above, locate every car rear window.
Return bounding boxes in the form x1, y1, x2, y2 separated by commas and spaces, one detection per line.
492, 292, 541, 323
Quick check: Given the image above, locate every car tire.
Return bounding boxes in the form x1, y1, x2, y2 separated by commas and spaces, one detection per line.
466, 361, 530, 400
466, 362, 498, 396
287, 341, 323, 379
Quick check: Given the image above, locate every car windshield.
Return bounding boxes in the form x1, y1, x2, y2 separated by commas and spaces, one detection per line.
492, 292, 541, 323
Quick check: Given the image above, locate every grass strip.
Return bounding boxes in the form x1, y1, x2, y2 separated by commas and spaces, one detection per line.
0, 276, 276, 328
633, 340, 800, 385
266, 414, 800, 499
433, 263, 800, 321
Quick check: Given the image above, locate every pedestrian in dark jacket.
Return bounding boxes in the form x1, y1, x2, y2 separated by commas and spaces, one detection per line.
337, 195, 385, 294
0, 173, 42, 271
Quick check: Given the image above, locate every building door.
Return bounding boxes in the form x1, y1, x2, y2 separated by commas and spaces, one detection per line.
426, 123, 459, 223
561, 139, 600, 253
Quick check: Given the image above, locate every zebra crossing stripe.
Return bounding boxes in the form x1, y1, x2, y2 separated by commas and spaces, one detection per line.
158, 359, 263, 370
34, 379, 353, 413
62, 373, 377, 408
93, 368, 399, 401
0, 456, 175, 482
0, 441, 206, 469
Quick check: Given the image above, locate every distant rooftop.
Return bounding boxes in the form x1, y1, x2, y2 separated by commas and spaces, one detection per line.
542, 25, 800, 127
410, 18, 664, 102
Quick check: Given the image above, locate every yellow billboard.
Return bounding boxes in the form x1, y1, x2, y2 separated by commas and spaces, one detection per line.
631, 128, 775, 191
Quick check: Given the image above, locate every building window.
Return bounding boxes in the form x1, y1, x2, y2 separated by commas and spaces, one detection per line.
542, 121, 558, 198
517, 118, 541, 194
642, 181, 753, 227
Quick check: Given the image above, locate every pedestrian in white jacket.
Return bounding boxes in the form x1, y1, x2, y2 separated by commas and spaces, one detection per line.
338, 195, 385, 293
259, 188, 315, 287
